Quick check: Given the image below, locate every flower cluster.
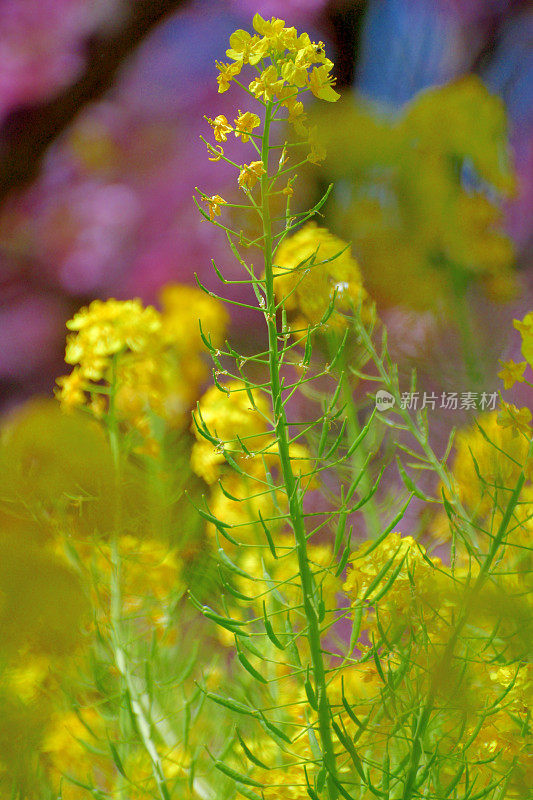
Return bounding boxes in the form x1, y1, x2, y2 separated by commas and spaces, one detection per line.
274, 222, 368, 335
56, 287, 228, 452
343, 533, 444, 639
341, 530, 532, 795
217, 14, 339, 107
190, 380, 270, 484
497, 312, 533, 440
201, 14, 339, 202
442, 410, 532, 574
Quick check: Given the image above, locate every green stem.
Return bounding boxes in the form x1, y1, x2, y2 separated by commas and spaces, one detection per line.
400, 441, 532, 800
330, 335, 381, 538
448, 266, 483, 389
356, 321, 482, 552
106, 357, 171, 800
109, 543, 172, 800
260, 102, 339, 800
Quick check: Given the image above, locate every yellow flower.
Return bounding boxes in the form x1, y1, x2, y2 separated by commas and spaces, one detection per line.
191, 381, 270, 484
308, 64, 340, 102
42, 706, 113, 799
498, 359, 526, 389
215, 60, 241, 93
58, 299, 162, 403
238, 160, 266, 191
252, 13, 286, 39
56, 289, 228, 444
234, 110, 260, 142
282, 181, 294, 197
203, 193, 227, 220
497, 402, 533, 438
226, 28, 254, 61
286, 98, 305, 123
206, 142, 224, 161
66, 298, 161, 358
207, 468, 277, 547
159, 284, 228, 353
55, 368, 86, 410
208, 113, 232, 142
226, 29, 268, 65
273, 222, 367, 333
125, 746, 191, 800
249, 64, 281, 102
281, 59, 308, 89
343, 533, 443, 632
514, 312, 533, 369
312, 78, 516, 310
307, 125, 326, 164
438, 409, 533, 560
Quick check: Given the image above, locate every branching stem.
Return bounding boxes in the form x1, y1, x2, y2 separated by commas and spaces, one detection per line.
260, 101, 339, 799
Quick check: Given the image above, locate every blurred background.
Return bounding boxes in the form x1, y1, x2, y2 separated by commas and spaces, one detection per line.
1, 0, 532, 412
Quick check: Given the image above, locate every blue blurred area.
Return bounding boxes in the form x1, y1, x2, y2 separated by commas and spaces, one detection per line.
356, 0, 464, 108
120, 0, 244, 113
353, 0, 532, 252
483, 11, 533, 127
355, 0, 532, 131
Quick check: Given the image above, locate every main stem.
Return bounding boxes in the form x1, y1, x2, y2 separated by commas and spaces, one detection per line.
260, 103, 339, 799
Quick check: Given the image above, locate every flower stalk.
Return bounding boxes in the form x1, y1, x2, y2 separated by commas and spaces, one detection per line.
260, 99, 340, 798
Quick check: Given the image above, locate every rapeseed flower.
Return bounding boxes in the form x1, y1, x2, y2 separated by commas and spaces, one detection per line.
313, 78, 516, 309
514, 311, 533, 374
206, 13, 339, 180
439, 410, 533, 570
216, 60, 241, 93
203, 193, 227, 220
234, 110, 260, 142
343, 533, 444, 636
449, 411, 530, 515
273, 222, 367, 334
207, 113, 232, 142
238, 160, 266, 191
498, 358, 527, 389
497, 401, 532, 438
191, 380, 270, 484
57, 288, 228, 452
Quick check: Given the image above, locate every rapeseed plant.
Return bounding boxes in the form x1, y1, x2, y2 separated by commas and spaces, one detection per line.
1, 13, 530, 800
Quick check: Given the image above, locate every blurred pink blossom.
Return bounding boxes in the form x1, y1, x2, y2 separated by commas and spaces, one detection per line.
0, 0, 120, 121
0, 290, 69, 380
229, 0, 329, 21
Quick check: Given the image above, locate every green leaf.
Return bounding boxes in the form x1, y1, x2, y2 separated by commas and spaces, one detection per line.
109, 742, 127, 778
262, 601, 285, 650
214, 761, 264, 788
206, 691, 255, 717
237, 648, 268, 684
258, 711, 292, 744
396, 456, 427, 500
236, 729, 271, 770
304, 667, 317, 711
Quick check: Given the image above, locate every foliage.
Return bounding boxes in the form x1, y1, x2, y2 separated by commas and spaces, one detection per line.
0, 13, 530, 800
